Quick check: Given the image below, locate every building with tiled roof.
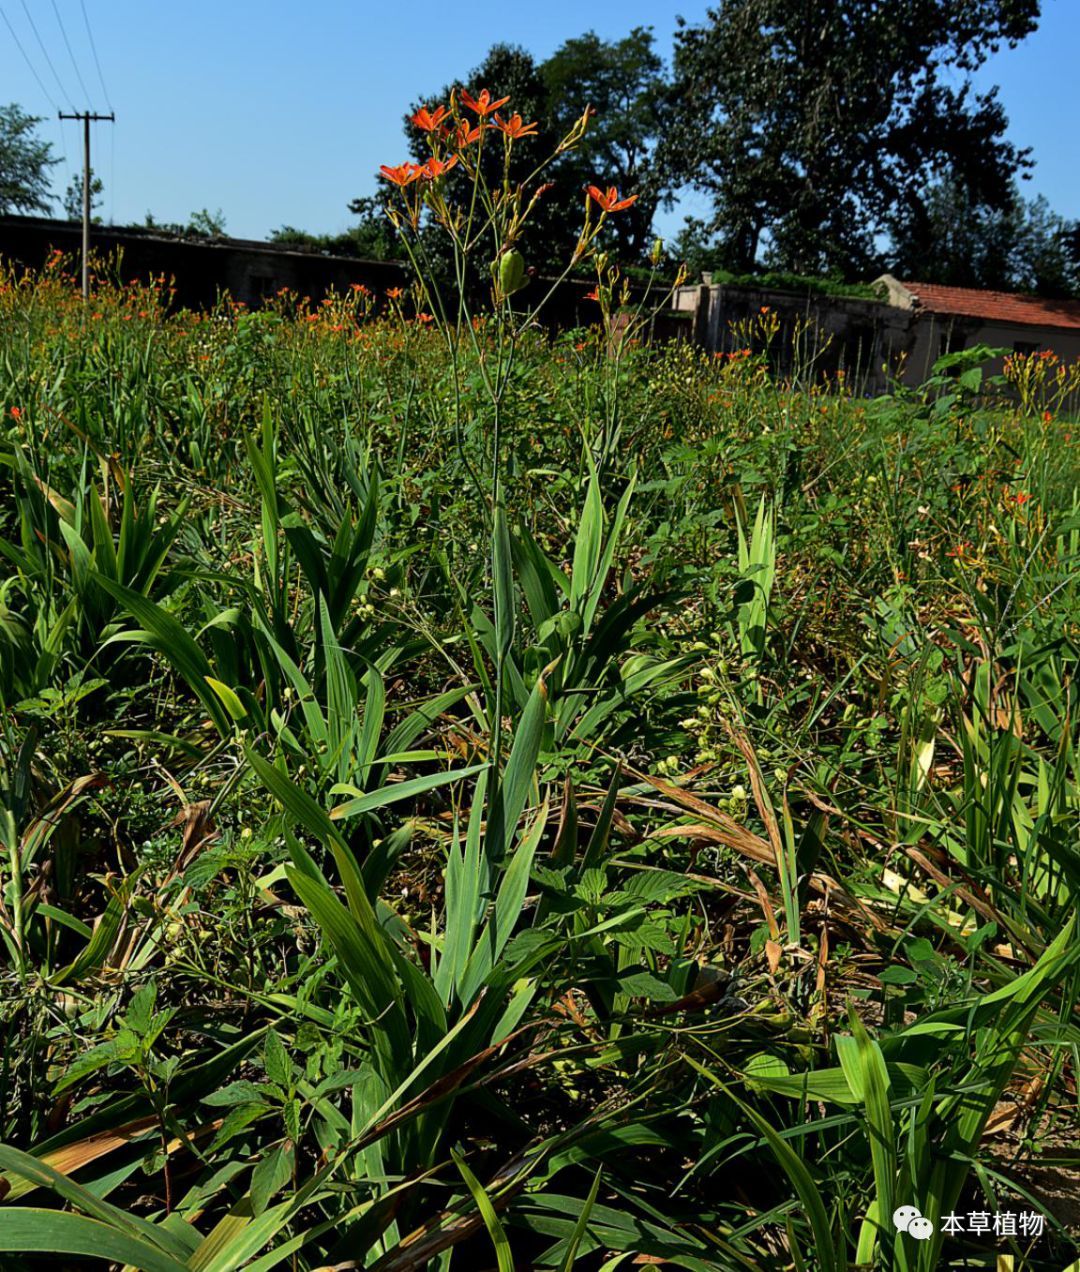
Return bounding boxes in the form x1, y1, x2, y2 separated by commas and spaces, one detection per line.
669, 272, 1080, 392
875, 275, 1080, 383
885, 279, 1080, 331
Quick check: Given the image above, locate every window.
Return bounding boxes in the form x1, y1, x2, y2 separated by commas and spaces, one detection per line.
938, 324, 967, 376
939, 326, 966, 358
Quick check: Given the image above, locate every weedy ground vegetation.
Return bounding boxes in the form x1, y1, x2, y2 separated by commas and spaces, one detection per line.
0, 88, 1078, 1272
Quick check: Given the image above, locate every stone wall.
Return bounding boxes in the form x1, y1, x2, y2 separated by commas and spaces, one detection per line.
673, 280, 916, 392
672, 279, 1080, 391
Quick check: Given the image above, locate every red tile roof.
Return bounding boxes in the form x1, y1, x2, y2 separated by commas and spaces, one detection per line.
902, 281, 1080, 331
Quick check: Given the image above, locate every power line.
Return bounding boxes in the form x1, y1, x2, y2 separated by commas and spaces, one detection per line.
19, 0, 73, 109
0, 2, 78, 211
0, 2, 61, 112
79, 0, 112, 113
50, 0, 94, 106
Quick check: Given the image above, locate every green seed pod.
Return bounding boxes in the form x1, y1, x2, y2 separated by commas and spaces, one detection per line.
498, 249, 527, 298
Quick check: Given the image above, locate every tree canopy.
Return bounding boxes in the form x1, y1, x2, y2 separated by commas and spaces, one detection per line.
275, 197, 400, 260
332, 6, 1077, 297
63, 169, 104, 223
357, 31, 669, 279
890, 176, 1079, 297
542, 27, 668, 261
0, 103, 58, 215
662, 0, 1042, 276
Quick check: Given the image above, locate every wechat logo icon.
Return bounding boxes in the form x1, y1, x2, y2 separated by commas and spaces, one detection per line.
894, 1206, 935, 1240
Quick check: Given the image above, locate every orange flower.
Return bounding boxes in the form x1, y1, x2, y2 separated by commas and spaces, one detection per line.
1043, 410, 1053, 423
587, 185, 638, 213
417, 312, 434, 325
583, 289, 600, 302
420, 154, 458, 180
9, 406, 21, 420
453, 120, 484, 147
493, 112, 537, 139
460, 88, 510, 117
387, 287, 404, 300
411, 104, 449, 132
380, 162, 424, 187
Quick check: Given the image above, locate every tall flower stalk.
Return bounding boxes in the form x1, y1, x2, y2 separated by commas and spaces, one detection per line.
378, 88, 637, 774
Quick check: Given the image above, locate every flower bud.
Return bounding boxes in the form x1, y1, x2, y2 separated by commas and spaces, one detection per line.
498, 249, 528, 298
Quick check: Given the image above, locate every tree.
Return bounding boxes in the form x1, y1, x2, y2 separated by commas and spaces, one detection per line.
1067, 223, 1080, 272
1011, 197, 1079, 297
543, 28, 669, 261
354, 33, 671, 281
663, 0, 1041, 276
273, 198, 399, 260
186, 207, 227, 237
889, 176, 1080, 298
405, 43, 572, 283
0, 103, 59, 214
63, 168, 103, 222
142, 208, 229, 239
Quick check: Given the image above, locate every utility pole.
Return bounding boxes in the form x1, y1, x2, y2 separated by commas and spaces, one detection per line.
58, 111, 115, 299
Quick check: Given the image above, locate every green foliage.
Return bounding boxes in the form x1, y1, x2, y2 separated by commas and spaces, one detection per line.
142, 207, 228, 238
0, 264, 1078, 1269
541, 26, 669, 262
389, 31, 669, 278
185, 207, 227, 237
890, 175, 1080, 299
663, 0, 1040, 275
274, 195, 400, 261
0, 103, 59, 215
62, 168, 104, 223
668, 245, 888, 300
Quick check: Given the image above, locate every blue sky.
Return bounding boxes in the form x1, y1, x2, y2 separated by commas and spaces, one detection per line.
2, 0, 1076, 246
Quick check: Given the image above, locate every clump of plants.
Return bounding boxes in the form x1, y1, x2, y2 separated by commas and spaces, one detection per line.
0, 87, 1078, 1272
